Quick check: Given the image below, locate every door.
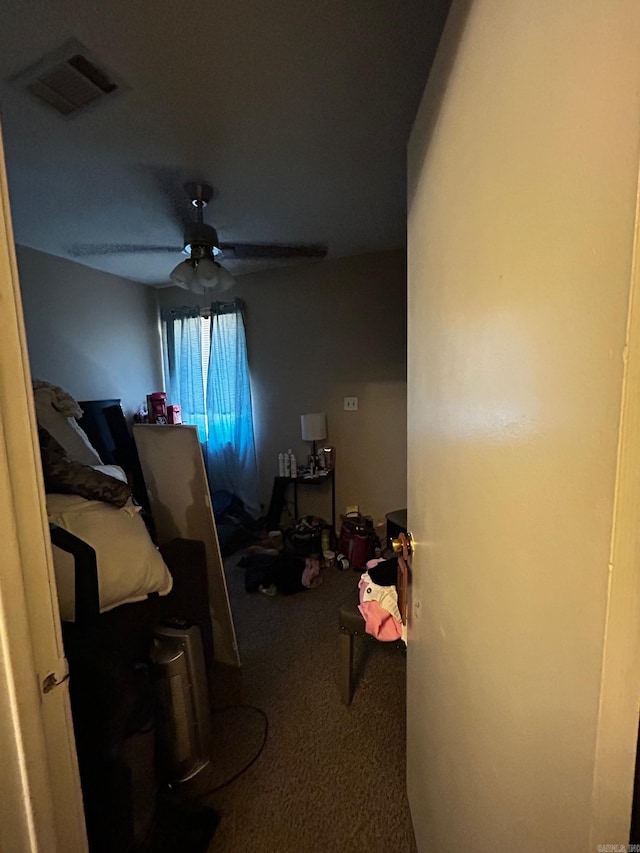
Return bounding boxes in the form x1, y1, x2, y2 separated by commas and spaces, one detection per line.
0, 124, 87, 848
406, 1, 640, 850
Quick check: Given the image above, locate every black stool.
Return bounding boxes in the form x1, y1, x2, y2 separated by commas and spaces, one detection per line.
338, 552, 408, 705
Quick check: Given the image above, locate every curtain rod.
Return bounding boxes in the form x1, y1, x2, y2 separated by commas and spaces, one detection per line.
161, 298, 243, 321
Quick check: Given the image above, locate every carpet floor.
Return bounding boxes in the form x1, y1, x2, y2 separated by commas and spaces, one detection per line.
181, 550, 417, 853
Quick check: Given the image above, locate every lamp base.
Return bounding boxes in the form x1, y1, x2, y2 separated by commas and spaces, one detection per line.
308, 444, 318, 476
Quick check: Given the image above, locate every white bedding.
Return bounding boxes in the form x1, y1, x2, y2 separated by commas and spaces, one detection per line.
48, 492, 173, 621
34, 382, 173, 620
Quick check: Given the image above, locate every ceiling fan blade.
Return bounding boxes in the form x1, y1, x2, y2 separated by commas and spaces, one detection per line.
68, 243, 180, 257
219, 242, 328, 260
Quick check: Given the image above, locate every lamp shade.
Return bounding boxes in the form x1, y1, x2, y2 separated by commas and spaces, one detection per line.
170, 259, 196, 288
301, 412, 327, 442
196, 257, 219, 284
169, 257, 236, 294
216, 263, 236, 292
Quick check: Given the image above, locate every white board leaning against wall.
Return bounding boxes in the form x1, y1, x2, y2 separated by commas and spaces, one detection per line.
134, 424, 240, 667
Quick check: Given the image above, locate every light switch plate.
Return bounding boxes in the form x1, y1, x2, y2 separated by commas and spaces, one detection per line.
344, 396, 358, 411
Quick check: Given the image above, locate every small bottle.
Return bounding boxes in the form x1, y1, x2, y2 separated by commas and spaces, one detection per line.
284, 450, 291, 477
289, 449, 297, 479
278, 452, 285, 477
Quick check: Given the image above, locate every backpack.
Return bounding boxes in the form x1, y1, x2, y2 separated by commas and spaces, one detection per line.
285, 515, 326, 557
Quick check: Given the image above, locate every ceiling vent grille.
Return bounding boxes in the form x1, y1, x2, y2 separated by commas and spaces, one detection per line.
11, 39, 126, 118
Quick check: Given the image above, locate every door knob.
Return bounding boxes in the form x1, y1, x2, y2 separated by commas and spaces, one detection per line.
391, 531, 413, 557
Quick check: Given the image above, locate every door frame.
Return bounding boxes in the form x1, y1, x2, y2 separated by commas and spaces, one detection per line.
0, 124, 87, 849
589, 156, 640, 844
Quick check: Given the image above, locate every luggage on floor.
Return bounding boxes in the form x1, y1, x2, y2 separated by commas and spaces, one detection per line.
337, 513, 379, 569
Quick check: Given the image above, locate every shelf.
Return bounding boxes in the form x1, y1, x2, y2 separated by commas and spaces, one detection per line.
270, 469, 336, 531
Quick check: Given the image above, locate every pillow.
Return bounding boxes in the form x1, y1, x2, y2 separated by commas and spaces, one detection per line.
34, 386, 103, 466
39, 427, 131, 508
47, 493, 173, 620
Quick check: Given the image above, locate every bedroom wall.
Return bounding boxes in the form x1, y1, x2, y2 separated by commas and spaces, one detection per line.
16, 245, 163, 417
157, 249, 407, 525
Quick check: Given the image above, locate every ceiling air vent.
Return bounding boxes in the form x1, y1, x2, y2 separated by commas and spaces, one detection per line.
11, 39, 126, 118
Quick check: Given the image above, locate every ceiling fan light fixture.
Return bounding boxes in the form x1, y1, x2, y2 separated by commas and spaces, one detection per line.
170, 258, 196, 288
196, 256, 219, 285
215, 262, 235, 292
188, 278, 207, 295
183, 241, 222, 257
182, 219, 221, 257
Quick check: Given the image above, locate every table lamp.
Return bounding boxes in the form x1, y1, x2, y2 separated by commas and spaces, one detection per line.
301, 412, 327, 470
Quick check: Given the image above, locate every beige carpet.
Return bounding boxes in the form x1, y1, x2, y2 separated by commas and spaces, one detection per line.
184, 550, 417, 853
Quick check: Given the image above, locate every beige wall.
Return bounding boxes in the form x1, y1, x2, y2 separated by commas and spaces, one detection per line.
14, 243, 405, 524
158, 250, 407, 524
16, 245, 163, 416
407, 0, 640, 850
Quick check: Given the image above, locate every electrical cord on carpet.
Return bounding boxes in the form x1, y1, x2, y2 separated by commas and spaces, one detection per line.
194, 704, 269, 798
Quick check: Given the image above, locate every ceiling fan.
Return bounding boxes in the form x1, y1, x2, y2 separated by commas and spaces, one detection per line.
68, 181, 328, 292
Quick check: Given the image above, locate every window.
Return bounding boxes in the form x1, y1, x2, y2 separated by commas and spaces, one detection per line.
161, 300, 259, 515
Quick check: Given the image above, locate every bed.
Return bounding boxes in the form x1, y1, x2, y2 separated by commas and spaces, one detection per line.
33, 381, 174, 621
33, 381, 214, 851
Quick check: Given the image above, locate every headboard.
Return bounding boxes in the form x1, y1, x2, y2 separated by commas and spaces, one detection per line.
78, 399, 150, 511
77, 399, 121, 463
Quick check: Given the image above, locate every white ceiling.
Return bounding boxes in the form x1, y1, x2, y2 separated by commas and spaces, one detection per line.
0, 0, 450, 285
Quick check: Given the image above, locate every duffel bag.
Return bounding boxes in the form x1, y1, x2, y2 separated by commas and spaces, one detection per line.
337, 514, 378, 569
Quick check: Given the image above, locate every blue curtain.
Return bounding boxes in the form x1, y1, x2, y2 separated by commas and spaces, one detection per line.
161, 301, 259, 518
161, 306, 207, 440
205, 300, 259, 517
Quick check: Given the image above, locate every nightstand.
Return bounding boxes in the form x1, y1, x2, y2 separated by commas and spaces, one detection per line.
267, 469, 336, 532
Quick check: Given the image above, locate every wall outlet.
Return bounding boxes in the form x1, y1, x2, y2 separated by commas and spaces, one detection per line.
344, 396, 358, 411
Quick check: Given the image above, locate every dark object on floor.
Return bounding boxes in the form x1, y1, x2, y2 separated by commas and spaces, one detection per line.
212, 489, 256, 555
338, 548, 409, 705
284, 514, 328, 557
136, 798, 219, 853
215, 521, 251, 556
240, 551, 307, 595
